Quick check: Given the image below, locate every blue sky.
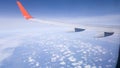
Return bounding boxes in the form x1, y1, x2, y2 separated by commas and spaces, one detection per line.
0, 0, 120, 31
0, 0, 120, 17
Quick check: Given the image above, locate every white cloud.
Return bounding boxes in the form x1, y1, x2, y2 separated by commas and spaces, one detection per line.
0, 34, 24, 63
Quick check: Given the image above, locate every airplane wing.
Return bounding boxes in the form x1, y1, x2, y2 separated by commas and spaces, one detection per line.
16, 0, 120, 38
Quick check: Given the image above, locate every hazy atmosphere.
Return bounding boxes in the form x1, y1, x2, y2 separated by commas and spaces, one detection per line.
0, 0, 120, 68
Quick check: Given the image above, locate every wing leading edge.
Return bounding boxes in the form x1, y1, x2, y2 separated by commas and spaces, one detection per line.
16, 0, 120, 38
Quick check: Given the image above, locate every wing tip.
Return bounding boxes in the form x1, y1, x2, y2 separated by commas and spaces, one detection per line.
17, 0, 33, 20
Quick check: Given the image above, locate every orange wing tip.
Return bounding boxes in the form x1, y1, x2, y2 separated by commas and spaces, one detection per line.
17, 0, 33, 20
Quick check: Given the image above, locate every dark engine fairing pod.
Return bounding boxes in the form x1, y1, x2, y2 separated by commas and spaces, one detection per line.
95, 32, 114, 38
104, 32, 114, 37
74, 28, 85, 32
